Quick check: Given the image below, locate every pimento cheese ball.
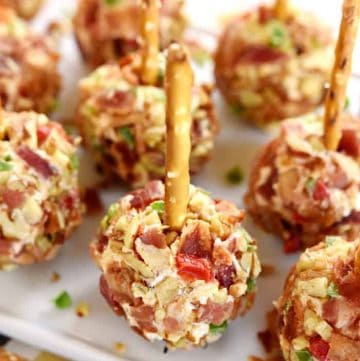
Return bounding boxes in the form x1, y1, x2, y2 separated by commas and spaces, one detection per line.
214, 5, 333, 126
245, 113, 360, 252
90, 180, 261, 349
277, 236, 360, 361
0, 0, 43, 18
0, 111, 82, 270
0, 6, 60, 114
73, 0, 186, 67
76, 53, 218, 188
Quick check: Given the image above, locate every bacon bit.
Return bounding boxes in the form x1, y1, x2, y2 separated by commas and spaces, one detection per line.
309, 336, 329, 361
235, 45, 288, 65
17, 146, 54, 179
130, 305, 156, 333
258, 5, 273, 24
97, 90, 134, 113
293, 212, 305, 224
176, 254, 212, 282
199, 301, 233, 325
140, 228, 166, 249
50, 272, 61, 283
76, 302, 90, 318
260, 264, 275, 277
99, 275, 124, 315
215, 264, 235, 288
1, 188, 25, 211
82, 187, 103, 215
37, 125, 51, 145
180, 222, 213, 259
338, 128, 360, 158
114, 342, 126, 354
283, 236, 302, 254
129, 181, 163, 210
163, 316, 183, 333
215, 200, 245, 223
313, 179, 329, 201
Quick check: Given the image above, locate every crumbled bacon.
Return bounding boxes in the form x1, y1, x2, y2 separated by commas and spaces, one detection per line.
313, 179, 329, 201
179, 222, 213, 259
96, 90, 135, 113
258, 5, 273, 24
215, 264, 235, 288
17, 146, 54, 178
176, 254, 212, 282
338, 128, 360, 158
1, 188, 25, 211
140, 227, 166, 249
235, 45, 288, 65
99, 275, 124, 316
199, 301, 233, 325
82, 187, 103, 215
129, 181, 163, 209
130, 305, 156, 333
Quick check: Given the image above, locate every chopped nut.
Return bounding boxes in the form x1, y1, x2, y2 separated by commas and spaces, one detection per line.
76, 302, 90, 317
114, 342, 126, 354
50, 272, 61, 283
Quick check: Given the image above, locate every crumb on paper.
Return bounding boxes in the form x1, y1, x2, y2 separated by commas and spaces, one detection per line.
50, 272, 61, 283
82, 187, 104, 215
114, 342, 126, 354
35, 351, 69, 361
76, 302, 90, 318
260, 264, 276, 277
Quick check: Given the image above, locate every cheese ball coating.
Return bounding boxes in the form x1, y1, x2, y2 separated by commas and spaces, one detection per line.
0, 6, 60, 114
0, 0, 43, 18
74, 0, 186, 67
277, 237, 360, 361
214, 5, 333, 126
245, 113, 360, 252
0, 111, 82, 270
91, 180, 261, 349
76, 53, 218, 188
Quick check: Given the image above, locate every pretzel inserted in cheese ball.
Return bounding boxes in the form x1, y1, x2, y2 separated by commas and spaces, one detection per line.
90, 43, 261, 349
245, 0, 360, 252
76, 1, 218, 188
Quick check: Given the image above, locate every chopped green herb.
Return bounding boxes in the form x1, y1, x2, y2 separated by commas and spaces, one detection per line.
345, 97, 350, 110
295, 350, 313, 361
225, 166, 244, 185
157, 69, 164, 83
119, 127, 135, 149
192, 49, 210, 66
107, 203, 119, 220
83, 103, 97, 118
325, 236, 341, 247
209, 321, 228, 334
0, 161, 12, 172
51, 98, 61, 112
104, 0, 123, 6
284, 300, 292, 312
70, 155, 79, 170
305, 177, 316, 195
247, 277, 256, 292
327, 282, 339, 298
247, 244, 256, 252
53, 291, 72, 309
151, 200, 165, 213
4, 155, 11, 162
269, 26, 285, 48
230, 103, 244, 115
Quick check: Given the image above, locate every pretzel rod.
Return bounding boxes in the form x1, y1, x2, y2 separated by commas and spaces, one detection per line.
140, 0, 160, 85
274, 0, 288, 20
165, 43, 193, 231
324, 0, 360, 150
355, 244, 360, 274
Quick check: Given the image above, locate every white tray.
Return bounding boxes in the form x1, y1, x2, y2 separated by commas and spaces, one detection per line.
0, 1, 359, 361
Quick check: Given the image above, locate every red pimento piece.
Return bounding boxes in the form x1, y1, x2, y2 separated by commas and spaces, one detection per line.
176, 254, 212, 282
17, 146, 54, 179
37, 125, 51, 145
283, 236, 302, 254
309, 336, 330, 361
313, 179, 329, 201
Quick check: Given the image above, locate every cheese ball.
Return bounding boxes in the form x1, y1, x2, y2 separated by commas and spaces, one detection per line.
76, 53, 218, 188
0, 111, 82, 270
0, 6, 60, 114
91, 180, 261, 349
277, 237, 360, 361
74, 0, 186, 67
245, 113, 360, 252
214, 5, 333, 126
0, 0, 43, 18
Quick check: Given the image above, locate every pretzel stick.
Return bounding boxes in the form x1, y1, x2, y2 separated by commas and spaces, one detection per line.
274, 0, 288, 20
140, 0, 160, 85
355, 243, 360, 275
324, 0, 360, 150
165, 43, 193, 231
